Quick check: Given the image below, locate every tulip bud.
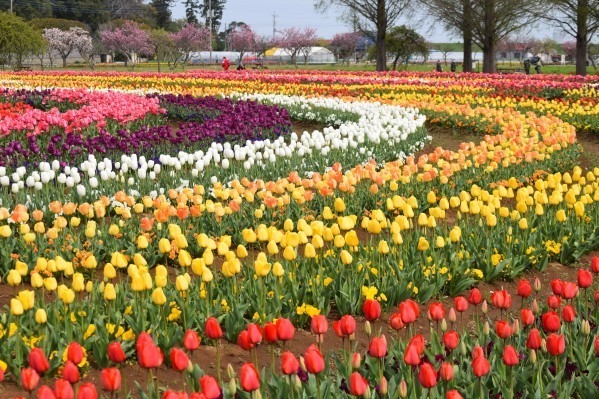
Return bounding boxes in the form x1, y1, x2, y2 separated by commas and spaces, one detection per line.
379, 376, 388, 395
483, 321, 490, 336
530, 349, 537, 364
294, 375, 302, 389
228, 378, 236, 396
399, 380, 407, 398
481, 300, 488, 314
533, 277, 541, 292
186, 360, 194, 373
541, 339, 547, 353
364, 321, 371, 337
227, 363, 235, 379
299, 356, 307, 372
441, 319, 447, 332
363, 389, 371, 399
448, 308, 457, 323
512, 319, 520, 335
352, 353, 361, 370
254, 390, 263, 399
581, 320, 591, 336
460, 341, 467, 356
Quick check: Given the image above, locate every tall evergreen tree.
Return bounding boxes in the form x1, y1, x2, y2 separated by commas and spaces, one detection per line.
0, 0, 52, 19
201, 0, 226, 34
184, 0, 200, 24
150, 0, 175, 30
51, 0, 110, 32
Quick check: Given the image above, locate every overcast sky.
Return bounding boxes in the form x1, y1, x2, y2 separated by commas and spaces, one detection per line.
171, 0, 456, 42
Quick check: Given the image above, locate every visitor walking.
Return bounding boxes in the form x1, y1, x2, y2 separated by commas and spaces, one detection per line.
535, 62, 542, 74
523, 59, 530, 75
436, 60, 443, 72
450, 60, 457, 72
222, 57, 230, 71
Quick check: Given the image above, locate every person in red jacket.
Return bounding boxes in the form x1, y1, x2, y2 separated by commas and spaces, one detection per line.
221, 57, 230, 71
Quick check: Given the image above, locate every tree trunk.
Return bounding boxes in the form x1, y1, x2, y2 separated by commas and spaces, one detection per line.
576, 0, 588, 76
462, 0, 473, 72
482, 0, 496, 73
375, 0, 387, 71
157, 53, 161, 73
62, 55, 68, 68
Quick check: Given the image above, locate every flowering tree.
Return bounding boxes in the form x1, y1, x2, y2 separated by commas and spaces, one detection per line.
330, 32, 361, 65
168, 23, 210, 69
101, 21, 153, 68
227, 25, 257, 63
43, 27, 94, 68
278, 27, 316, 66
562, 41, 576, 62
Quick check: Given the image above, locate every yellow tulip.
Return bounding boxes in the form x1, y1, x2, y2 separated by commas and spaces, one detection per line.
304, 243, 316, 259
518, 218, 528, 230
174, 234, 188, 249
103, 263, 116, 280
60, 288, 75, 304
283, 246, 296, 261
255, 257, 271, 277
486, 214, 497, 227
417, 237, 430, 251
378, 240, 390, 254
312, 234, 324, 249
0, 225, 12, 238
323, 206, 335, 220
17, 290, 34, 310
555, 209, 567, 222
338, 216, 355, 230
367, 220, 381, 234
427, 191, 437, 204
152, 287, 167, 305
178, 250, 192, 267
574, 201, 584, 217
137, 235, 149, 249
203, 249, 214, 265
273, 262, 284, 277
435, 236, 446, 248
72, 273, 85, 292
175, 275, 189, 291
31, 273, 43, 289
131, 275, 145, 292
15, 261, 28, 276
202, 268, 214, 282
10, 298, 23, 316
111, 252, 128, 268
7, 269, 21, 286
23, 233, 35, 243
108, 224, 120, 236
35, 308, 47, 324
340, 250, 353, 265
236, 244, 248, 258
104, 283, 116, 301
159, 238, 172, 254
284, 219, 294, 232
334, 198, 346, 213
82, 254, 97, 269
267, 240, 279, 255
43, 277, 57, 291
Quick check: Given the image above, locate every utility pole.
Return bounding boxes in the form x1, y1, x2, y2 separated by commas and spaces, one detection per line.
272, 12, 278, 39
10, 0, 13, 13
209, 0, 213, 63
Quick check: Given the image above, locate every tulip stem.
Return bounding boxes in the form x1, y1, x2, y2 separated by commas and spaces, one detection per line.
271, 345, 275, 375
289, 375, 295, 399
216, 339, 222, 384
509, 366, 513, 399
317, 374, 322, 399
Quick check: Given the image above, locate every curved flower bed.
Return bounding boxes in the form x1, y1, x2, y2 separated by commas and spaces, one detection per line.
0, 71, 598, 399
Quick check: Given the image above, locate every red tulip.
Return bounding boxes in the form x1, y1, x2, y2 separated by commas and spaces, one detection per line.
561, 281, 578, 299
170, 348, 189, 372
443, 331, 460, 351
107, 341, 126, 364
399, 299, 420, 324
409, 334, 425, 355
136, 332, 154, 354
454, 296, 468, 312
403, 344, 421, 366
547, 295, 562, 310
276, 318, 295, 341
183, 330, 200, 352
101, 368, 121, 392
562, 305, 576, 323
21, 367, 40, 391
0, 367, 3, 383
594, 335, 599, 355
472, 345, 484, 360
205, 317, 223, 340
263, 322, 278, 343
578, 269, 593, 288
502, 345, 519, 366
595, 290, 599, 303
37, 385, 57, 399
439, 362, 454, 382
517, 280, 532, 298
62, 361, 80, 384
541, 311, 561, 332
362, 299, 381, 322
390, 312, 405, 330
67, 342, 84, 365
28, 348, 50, 374
368, 335, 387, 358
526, 328, 542, 350
333, 321, 344, 338
340, 315, 356, 336
191, 394, 207, 399
163, 391, 187, 399
495, 320, 513, 339
237, 330, 254, 351
491, 290, 511, 309
428, 302, 445, 321
521, 309, 535, 326
310, 315, 328, 335
54, 379, 74, 399
349, 372, 369, 396
418, 363, 437, 389
76, 382, 97, 399
199, 375, 221, 399
138, 341, 163, 369
591, 256, 599, 273
352, 353, 361, 369
472, 355, 490, 377
304, 344, 325, 374
551, 279, 563, 295
546, 333, 566, 356
446, 390, 463, 399
240, 363, 260, 392
468, 288, 482, 306
281, 351, 299, 375
247, 323, 263, 345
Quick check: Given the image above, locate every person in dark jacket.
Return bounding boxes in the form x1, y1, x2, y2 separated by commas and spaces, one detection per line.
436, 60, 443, 72
450, 60, 457, 72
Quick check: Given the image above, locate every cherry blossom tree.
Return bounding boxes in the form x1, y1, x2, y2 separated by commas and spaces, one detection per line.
278, 27, 316, 66
562, 41, 577, 62
42, 27, 92, 68
227, 25, 257, 63
167, 23, 210, 69
101, 20, 153, 68
330, 32, 361, 65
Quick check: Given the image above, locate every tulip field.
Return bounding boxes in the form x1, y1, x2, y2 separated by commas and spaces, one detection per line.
0, 69, 599, 399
